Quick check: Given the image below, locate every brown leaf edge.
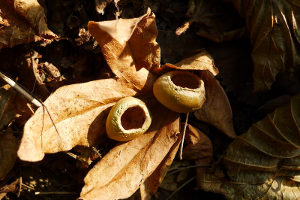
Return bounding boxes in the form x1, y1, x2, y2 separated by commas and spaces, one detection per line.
194, 70, 236, 138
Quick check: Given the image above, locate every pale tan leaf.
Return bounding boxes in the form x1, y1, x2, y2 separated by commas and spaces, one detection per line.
0, 0, 56, 49
174, 50, 219, 76
0, 133, 18, 180
17, 77, 150, 162
80, 105, 180, 200
140, 132, 181, 199
88, 8, 159, 91
158, 50, 218, 76
194, 70, 236, 138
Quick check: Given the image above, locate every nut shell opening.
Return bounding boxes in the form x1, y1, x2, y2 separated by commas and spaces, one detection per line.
106, 97, 152, 141
171, 73, 200, 89
121, 106, 146, 130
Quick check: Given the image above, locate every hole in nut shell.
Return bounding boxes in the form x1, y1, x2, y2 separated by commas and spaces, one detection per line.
121, 106, 146, 130
171, 72, 200, 89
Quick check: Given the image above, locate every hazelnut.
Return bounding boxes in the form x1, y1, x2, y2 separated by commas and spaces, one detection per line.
106, 97, 152, 141
153, 71, 205, 113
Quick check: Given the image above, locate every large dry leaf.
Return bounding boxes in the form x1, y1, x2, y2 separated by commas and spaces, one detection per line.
140, 132, 181, 199
0, 133, 18, 180
0, 0, 56, 49
200, 94, 300, 199
88, 8, 159, 91
194, 70, 236, 138
80, 105, 180, 200
225, 0, 300, 91
17, 77, 152, 162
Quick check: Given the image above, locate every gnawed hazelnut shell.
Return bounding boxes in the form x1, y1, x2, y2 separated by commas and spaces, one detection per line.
106, 97, 152, 141
153, 71, 205, 113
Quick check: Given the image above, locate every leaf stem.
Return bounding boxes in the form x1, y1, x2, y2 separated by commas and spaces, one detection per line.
179, 112, 189, 160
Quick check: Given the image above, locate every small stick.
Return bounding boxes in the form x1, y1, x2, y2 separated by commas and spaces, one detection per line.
165, 176, 196, 200
35, 191, 77, 195
0, 71, 42, 107
179, 112, 189, 160
0, 71, 61, 140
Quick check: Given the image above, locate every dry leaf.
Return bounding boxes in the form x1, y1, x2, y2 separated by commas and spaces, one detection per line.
185, 0, 246, 42
200, 94, 300, 199
182, 124, 213, 189
0, 0, 56, 49
194, 70, 236, 138
140, 132, 181, 199
159, 50, 219, 76
174, 50, 219, 76
88, 8, 159, 91
80, 105, 180, 200
17, 78, 147, 162
0, 85, 16, 129
0, 133, 18, 180
225, 0, 300, 91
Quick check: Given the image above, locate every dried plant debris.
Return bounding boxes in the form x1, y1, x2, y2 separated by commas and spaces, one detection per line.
0, 133, 18, 180
184, 0, 245, 41
200, 94, 300, 200
226, 0, 300, 91
0, 0, 56, 49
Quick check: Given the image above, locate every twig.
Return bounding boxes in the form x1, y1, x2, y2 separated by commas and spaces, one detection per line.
17, 177, 22, 197
165, 176, 196, 200
179, 112, 189, 160
166, 164, 211, 177
0, 71, 42, 107
0, 71, 62, 147
35, 191, 77, 195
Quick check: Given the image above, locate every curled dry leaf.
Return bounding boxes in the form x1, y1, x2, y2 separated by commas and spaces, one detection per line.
200, 94, 300, 199
88, 8, 159, 91
159, 50, 218, 76
0, 133, 18, 180
183, 124, 213, 189
225, 0, 300, 91
0, 0, 56, 49
17, 77, 151, 162
80, 104, 180, 200
194, 70, 236, 138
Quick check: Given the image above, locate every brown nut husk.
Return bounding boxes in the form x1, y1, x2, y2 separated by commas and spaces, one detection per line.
153, 71, 205, 113
106, 97, 152, 141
